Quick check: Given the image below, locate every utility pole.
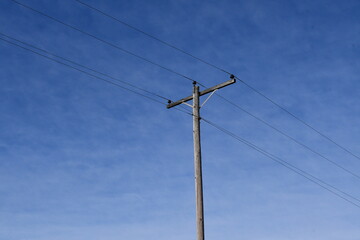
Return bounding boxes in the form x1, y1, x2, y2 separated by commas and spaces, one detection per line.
167, 76, 236, 240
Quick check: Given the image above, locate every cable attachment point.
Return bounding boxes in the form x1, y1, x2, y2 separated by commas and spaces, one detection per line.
193, 81, 197, 85
230, 74, 235, 79
167, 100, 172, 104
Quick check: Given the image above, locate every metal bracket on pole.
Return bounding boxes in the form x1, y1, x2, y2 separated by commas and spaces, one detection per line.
201, 89, 217, 108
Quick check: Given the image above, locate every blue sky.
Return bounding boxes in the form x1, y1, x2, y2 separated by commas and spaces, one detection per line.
1, 0, 360, 239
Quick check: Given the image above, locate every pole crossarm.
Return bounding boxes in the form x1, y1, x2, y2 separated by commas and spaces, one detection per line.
166, 78, 236, 109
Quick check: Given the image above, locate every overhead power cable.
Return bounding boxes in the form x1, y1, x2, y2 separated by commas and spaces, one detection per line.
232, 79, 360, 162
2, 33, 359, 211
9, 0, 360, 180
9, 0, 198, 85
73, 0, 360, 161
74, 0, 232, 75
201, 117, 360, 209
0, 36, 191, 117
0, 32, 194, 117
9, 0, 360, 183
215, 94, 360, 180
0, 32, 169, 102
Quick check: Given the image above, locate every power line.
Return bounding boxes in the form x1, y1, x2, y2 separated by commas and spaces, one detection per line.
73, 0, 360, 161
0, 38, 161, 104
9, 0, 360, 184
0, 36, 192, 117
2, 32, 359, 211
0, 32, 170, 102
215, 94, 360, 180
201, 117, 360, 209
233, 78, 360, 161
9, 0, 198, 85
74, 0, 232, 75
10, 0, 360, 182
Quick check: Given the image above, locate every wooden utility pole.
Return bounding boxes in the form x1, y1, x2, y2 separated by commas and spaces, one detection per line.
167, 76, 236, 240
193, 84, 204, 240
